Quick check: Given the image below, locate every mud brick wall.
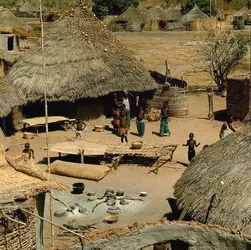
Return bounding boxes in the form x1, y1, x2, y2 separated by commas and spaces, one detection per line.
227, 78, 250, 121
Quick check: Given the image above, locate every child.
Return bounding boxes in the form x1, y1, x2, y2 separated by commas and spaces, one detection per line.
183, 133, 200, 162
136, 106, 145, 138
119, 109, 128, 143
112, 108, 120, 134
22, 143, 35, 160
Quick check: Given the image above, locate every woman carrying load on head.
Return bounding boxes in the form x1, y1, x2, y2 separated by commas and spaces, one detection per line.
219, 116, 236, 139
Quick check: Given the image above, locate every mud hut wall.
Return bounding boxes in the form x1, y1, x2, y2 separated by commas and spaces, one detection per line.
227, 79, 249, 121
188, 19, 216, 31
0, 198, 37, 250
0, 34, 19, 52
125, 23, 142, 32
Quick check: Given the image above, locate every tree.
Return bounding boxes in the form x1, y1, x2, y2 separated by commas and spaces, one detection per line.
181, 0, 216, 16
199, 31, 249, 93
93, 0, 139, 18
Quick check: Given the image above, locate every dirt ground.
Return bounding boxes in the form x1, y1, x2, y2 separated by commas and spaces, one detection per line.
6, 93, 243, 248
115, 30, 250, 86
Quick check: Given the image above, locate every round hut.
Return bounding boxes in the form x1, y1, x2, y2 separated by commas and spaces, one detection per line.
174, 125, 251, 234
6, 6, 156, 120
148, 71, 188, 117
18, 2, 38, 17
180, 5, 209, 31
144, 5, 167, 31
165, 5, 183, 30
0, 8, 31, 52
115, 5, 147, 32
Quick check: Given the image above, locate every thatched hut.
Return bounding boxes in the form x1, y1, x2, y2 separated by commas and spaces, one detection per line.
144, 5, 167, 31
18, 2, 38, 16
6, 6, 156, 120
165, 6, 183, 30
174, 125, 251, 234
0, 79, 21, 134
114, 5, 148, 32
0, 8, 31, 52
180, 5, 209, 30
0, 151, 66, 249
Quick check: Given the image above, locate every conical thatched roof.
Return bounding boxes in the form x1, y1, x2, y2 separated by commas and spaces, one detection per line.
165, 6, 182, 21
0, 7, 31, 32
0, 79, 20, 117
174, 125, 251, 234
6, 7, 157, 103
147, 5, 166, 21
233, 7, 251, 17
180, 5, 208, 23
19, 2, 38, 13
117, 5, 147, 24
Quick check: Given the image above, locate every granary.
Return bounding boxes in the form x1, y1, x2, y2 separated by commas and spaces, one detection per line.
6, 5, 157, 121
0, 79, 20, 134
0, 151, 66, 250
174, 125, 251, 234
113, 5, 148, 32
0, 8, 31, 52
180, 5, 209, 31
143, 5, 167, 31
227, 78, 249, 121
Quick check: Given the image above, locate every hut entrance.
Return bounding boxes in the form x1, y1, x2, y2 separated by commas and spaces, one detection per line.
142, 240, 190, 250
7, 36, 14, 51
159, 20, 166, 30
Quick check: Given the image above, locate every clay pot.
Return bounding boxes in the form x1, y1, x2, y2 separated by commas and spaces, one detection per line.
72, 183, 85, 194
107, 206, 121, 215
116, 189, 124, 196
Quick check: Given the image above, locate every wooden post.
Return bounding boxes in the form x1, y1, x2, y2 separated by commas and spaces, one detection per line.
80, 150, 84, 164
208, 93, 214, 120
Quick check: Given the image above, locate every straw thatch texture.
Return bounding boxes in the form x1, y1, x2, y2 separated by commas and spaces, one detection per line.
7, 7, 156, 103
0, 153, 67, 201
0, 79, 20, 117
0, 8, 31, 32
0, 50, 15, 64
180, 5, 208, 23
174, 126, 251, 234
19, 2, 38, 14
233, 7, 251, 17
117, 6, 147, 24
147, 5, 166, 21
165, 7, 182, 21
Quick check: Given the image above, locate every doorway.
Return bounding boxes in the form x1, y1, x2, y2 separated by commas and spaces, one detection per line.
7, 36, 14, 51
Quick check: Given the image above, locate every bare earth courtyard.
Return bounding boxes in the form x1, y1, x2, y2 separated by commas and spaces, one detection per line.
6, 93, 237, 248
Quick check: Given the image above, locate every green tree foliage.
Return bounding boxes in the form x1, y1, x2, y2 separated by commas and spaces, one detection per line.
93, 0, 139, 18
181, 0, 216, 16
199, 31, 249, 92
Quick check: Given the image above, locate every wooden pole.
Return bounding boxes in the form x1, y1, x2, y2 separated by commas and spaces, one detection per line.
39, 0, 54, 247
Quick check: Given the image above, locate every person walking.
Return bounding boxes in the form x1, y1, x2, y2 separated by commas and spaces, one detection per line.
136, 106, 145, 137
160, 101, 170, 136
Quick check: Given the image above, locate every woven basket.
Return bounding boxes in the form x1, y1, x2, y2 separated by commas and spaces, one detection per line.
131, 141, 143, 149
94, 125, 105, 132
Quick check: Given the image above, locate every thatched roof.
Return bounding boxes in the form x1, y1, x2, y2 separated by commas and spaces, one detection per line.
165, 6, 182, 21
180, 5, 208, 23
19, 2, 38, 13
174, 125, 251, 234
147, 5, 167, 21
0, 49, 15, 63
116, 6, 147, 24
233, 7, 251, 17
0, 79, 20, 117
0, 7, 31, 32
6, 7, 157, 103
0, 152, 67, 202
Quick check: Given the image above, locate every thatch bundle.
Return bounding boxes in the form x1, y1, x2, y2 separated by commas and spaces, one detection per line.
180, 5, 208, 23
117, 5, 147, 24
147, 5, 167, 21
174, 125, 251, 234
7, 7, 156, 103
0, 79, 20, 117
0, 152, 66, 201
0, 8, 31, 32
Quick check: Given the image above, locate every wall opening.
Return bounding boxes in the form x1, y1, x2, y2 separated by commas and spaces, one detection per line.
7, 36, 14, 51
142, 240, 190, 250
